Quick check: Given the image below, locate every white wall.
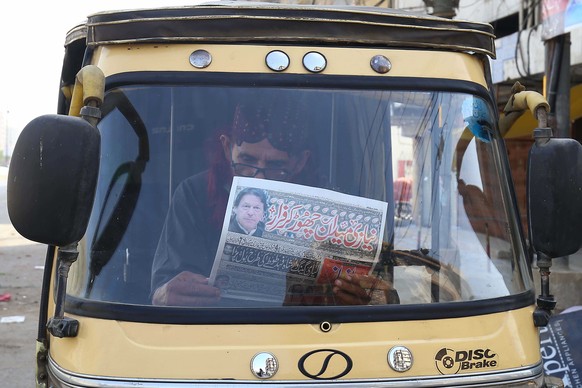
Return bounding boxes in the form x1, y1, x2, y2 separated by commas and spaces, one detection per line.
393, 0, 520, 22
456, 0, 520, 24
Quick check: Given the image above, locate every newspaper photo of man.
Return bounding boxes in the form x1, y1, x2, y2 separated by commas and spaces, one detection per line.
228, 187, 269, 237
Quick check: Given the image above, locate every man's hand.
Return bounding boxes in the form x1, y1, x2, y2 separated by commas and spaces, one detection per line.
152, 271, 221, 306
333, 273, 395, 305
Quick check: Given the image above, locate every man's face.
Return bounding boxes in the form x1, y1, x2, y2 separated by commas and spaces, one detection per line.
221, 136, 310, 181
234, 194, 264, 232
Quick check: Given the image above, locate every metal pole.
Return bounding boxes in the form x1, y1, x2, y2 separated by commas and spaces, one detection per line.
544, 33, 571, 269
555, 33, 571, 139
545, 33, 571, 139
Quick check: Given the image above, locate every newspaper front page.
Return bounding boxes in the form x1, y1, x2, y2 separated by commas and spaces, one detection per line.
209, 177, 388, 305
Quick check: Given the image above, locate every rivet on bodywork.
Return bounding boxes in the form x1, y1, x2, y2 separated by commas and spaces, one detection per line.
189, 50, 212, 69
371, 55, 392, 74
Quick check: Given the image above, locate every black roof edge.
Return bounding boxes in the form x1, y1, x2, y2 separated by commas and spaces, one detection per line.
71, 2, 495, 58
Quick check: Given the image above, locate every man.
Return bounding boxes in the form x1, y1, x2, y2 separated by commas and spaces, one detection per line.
151, 97, 311, 306
151, 97, 388, 306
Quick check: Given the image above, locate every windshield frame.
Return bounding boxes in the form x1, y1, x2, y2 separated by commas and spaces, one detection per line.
65, 71, 535, 324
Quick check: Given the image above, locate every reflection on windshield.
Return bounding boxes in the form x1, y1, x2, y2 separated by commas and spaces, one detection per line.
68, 85, 529, 309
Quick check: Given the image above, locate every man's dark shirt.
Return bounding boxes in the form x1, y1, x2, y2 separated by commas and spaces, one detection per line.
228, 216, 265, 237
151, 171, 223, 294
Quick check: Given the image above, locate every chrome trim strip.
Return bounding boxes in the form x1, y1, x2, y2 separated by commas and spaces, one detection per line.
48, 357, 543, 387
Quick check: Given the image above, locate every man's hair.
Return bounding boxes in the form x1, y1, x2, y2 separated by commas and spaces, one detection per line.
234, 187, 269, 208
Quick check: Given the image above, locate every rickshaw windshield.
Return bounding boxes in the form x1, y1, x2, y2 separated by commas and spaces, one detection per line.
68, 83, 531, 309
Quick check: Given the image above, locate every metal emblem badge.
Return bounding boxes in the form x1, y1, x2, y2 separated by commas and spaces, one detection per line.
250, 352, 278, 379
387, 346, 413, 372
298, 349, 353, 380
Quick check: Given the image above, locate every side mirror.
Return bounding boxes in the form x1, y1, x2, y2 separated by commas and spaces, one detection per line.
7, 114, 100, 246
527, 131, 582, 258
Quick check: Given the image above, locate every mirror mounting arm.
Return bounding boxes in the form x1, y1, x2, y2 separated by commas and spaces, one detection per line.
533, 127, 553, 145
46, 243, 80, 338
534, 107, 548, 129
80, 103, 102, 127
533, 252, 557, 327
531, 127, 557, 328
43, 66, 105, 338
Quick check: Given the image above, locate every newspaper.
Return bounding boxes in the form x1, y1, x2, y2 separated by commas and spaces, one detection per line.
209, 177, 388, 304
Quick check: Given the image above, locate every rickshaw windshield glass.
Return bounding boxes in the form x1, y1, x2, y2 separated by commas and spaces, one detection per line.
68, 85, 530, 308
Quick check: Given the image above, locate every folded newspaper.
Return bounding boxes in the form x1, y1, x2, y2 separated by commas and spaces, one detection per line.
209, 177, 388, 304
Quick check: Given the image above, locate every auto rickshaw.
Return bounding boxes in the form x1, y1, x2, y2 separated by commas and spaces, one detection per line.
7, 1, 582, 387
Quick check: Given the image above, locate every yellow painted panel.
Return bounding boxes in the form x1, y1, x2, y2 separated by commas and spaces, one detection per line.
92, 44, 487, 87
50, 306, 540, 381
572, 83, 582, 121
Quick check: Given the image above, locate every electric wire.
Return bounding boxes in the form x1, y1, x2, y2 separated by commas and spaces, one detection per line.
514, 0, 542, 82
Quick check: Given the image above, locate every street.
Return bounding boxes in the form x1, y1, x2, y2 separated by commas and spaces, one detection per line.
0, 167, 45, 387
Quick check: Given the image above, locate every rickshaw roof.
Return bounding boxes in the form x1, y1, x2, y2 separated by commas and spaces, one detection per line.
67, 1, 495, 58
